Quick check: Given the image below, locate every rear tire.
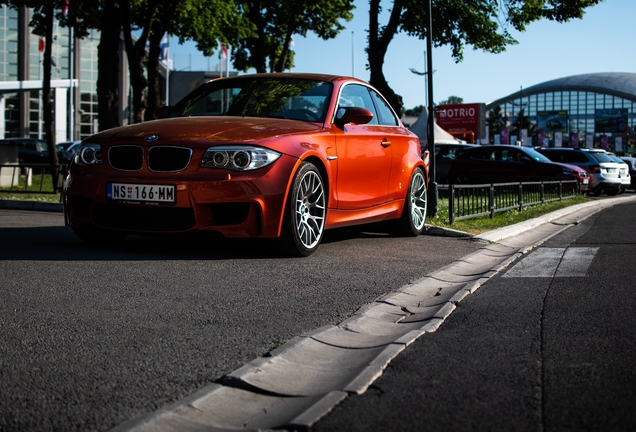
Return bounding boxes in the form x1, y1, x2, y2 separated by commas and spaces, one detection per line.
278, 162, 326, 257
607, 188, 619, 196
393, 167, 427, 236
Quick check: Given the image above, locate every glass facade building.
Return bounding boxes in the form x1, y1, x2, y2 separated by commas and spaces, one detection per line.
485, 73, 636, 154
0, 5, 101, 142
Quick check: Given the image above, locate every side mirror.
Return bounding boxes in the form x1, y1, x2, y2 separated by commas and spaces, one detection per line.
336, 107, 374, 126
153, 106, 172, 120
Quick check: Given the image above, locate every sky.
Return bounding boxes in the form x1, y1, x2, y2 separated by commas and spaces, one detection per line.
167, 0, 633, 110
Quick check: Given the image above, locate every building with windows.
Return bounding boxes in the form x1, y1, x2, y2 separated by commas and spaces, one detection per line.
0, 5, 131, 142
0, 5, 231, 144
486, 73, 636, 154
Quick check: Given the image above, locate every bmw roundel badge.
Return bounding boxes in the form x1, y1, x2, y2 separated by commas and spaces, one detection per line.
145, 134, 159, 142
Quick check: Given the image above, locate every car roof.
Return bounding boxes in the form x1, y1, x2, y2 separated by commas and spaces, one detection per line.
207, 73, 367, 86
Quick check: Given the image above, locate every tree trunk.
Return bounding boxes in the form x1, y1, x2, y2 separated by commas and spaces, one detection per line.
367, 0, 405, 117
42, 1, 59, 189
145, 21, 165, 122
274, 19, 295, 73
247, 0, 267, 73
122, 1, 156, 123
97, 0, 121, 131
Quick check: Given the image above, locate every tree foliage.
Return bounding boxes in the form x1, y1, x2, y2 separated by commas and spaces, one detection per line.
487, 105, 506, 136
233, 0, 354, 73
368, 0, 603, 116
438, 95, 464, 105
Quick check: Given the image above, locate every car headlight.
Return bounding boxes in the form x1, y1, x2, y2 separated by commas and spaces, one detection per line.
74, 144, 102, 166
201, 146, 281, 171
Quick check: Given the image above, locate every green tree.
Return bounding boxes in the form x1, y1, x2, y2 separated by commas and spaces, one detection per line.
487, 105, 506, 137
38, 0, 248, 127
404, 105, 424, 116
438, 95, 464, 105
368, 0, 602, 117
511, 107, 535, 140
233, 0, 354, 73
121, 0, 248, 123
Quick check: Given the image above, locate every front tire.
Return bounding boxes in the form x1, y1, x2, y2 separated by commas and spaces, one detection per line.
279, 162, 326, 257
394, 167, 427, 236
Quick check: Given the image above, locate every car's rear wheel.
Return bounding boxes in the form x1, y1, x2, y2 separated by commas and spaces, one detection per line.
393, 167, 427, 236
72, 223, 127, 243
279, 162, 326, 257
607, 188, 620, 196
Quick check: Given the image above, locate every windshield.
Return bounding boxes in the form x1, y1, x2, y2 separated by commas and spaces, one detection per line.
588, 151, 616, 163
523, 147, 552, 163
168, 77, 333, 122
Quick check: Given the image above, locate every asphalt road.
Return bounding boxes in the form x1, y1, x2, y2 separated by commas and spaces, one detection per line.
312, 200, 636, 431
0, 209, 483, 432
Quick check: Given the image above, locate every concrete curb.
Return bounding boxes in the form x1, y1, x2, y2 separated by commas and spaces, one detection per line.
0, 199, 63, 213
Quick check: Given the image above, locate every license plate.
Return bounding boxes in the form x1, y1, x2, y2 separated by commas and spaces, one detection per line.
107, 183, 175, 203
607, 168, 617, 173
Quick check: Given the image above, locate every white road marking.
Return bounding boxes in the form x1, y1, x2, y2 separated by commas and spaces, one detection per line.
555, 247, 599, 277
503, 247, 599, 278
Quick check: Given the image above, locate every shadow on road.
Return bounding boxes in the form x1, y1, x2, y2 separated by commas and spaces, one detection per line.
0, 224, 397, 262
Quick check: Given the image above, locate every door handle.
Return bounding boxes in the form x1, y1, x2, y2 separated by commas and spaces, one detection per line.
381, 139, 392, 148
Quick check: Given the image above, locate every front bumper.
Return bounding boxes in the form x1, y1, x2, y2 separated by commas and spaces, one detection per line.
63, 156, 299, 239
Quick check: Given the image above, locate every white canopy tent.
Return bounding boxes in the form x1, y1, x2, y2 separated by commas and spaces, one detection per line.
408, 107, 465, 146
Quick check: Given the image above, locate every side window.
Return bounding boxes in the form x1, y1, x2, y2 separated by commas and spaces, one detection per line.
337, 84, 378, 125
471, 148, 496, 160
369, 89, 399, 126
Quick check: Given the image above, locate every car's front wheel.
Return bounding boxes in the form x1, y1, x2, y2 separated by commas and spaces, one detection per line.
279, 162, 326, 257
393, 167, 427, 236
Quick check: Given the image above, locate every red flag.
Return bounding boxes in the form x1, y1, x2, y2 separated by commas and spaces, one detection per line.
220, 44, 228, 59
62, 0, 69, 16
38, 36, 45, 53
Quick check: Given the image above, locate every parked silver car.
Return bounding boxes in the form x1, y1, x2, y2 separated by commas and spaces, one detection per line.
607, 153, 631, 193
619, 156, 636, 191
536, 147, 622, 196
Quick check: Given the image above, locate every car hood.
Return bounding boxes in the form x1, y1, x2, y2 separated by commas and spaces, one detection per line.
93, 116, 325, 144
553, 161, 586, 174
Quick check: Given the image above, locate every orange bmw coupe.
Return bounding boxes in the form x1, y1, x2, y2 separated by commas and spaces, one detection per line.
63, 74, 429, 256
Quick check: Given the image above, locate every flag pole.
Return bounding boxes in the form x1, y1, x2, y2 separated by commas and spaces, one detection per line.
165, 34, 170, 105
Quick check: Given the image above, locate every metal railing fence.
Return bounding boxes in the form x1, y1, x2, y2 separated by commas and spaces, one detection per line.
0, 163, 67, 194
444, 180, 580, 224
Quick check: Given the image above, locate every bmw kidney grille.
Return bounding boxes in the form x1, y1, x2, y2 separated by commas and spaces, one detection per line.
108, 145, 192, 172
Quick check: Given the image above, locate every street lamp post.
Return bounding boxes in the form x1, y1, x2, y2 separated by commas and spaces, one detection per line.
425, 0, 438, 218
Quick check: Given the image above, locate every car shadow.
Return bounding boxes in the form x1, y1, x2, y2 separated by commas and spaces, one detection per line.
0, 224, 395, 261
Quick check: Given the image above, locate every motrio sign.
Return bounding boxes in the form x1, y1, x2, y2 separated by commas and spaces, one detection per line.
436, 103, 486, 143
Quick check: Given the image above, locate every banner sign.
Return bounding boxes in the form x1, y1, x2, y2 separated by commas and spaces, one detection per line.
537, 110, 568, 133
594, 108, 628, 133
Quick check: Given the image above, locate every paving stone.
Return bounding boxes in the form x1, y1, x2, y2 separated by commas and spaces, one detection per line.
339, 312, 431, 338
400, 278, 463, 297
449, 288, 471, 304
305, 325, 412, 349
222, 337, 403, 397
428, 267, 497, 283
111, 384, 347, 432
